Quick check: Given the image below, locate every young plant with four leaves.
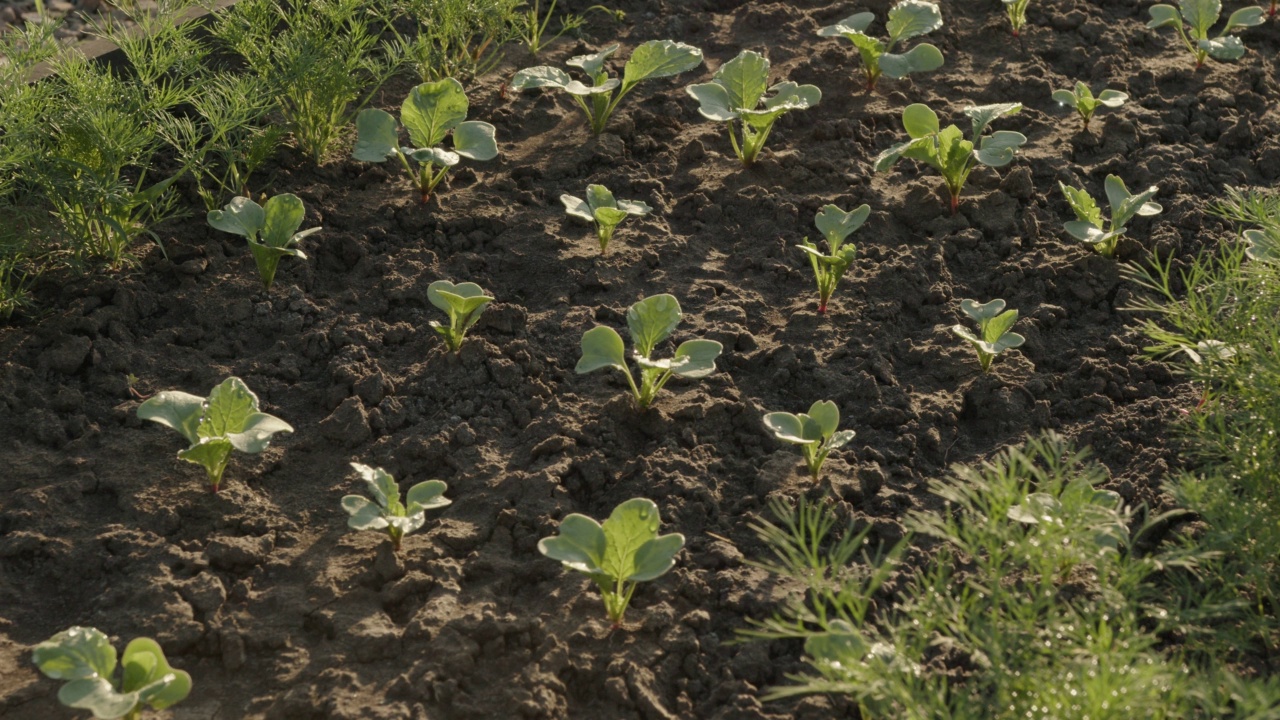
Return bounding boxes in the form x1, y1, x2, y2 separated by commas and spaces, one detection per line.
342, 463, 451, 552
538, 497, 684, 625
207, 193, 320, 291
576, 294, 723, 409
874, 102, 1026, 215
32, 626, 191, 720
797, 204, 869, 314
1052, 82, 1128, 130
763, 400, 856, 480
686, 50, 821, 166
1059, 175, 1162, 258
561, 184, 652, 253
1003, 0, 1032, 37
428, 280, 493, 352
354, 78, 499, 203
950, 298, 1025, 373
1147, 0, 1265, 67
510, 40, 703, 136
137, 376, 293, 492
817, 1, 944, 91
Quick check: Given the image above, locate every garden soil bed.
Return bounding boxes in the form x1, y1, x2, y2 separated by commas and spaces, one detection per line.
2, 0, 1279, 717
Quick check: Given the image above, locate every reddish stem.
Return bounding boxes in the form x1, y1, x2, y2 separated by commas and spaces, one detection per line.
1012, 29, 1020, 37
950, 194, 959, 216
817, 302, 828, 314
211, 483, 221, 494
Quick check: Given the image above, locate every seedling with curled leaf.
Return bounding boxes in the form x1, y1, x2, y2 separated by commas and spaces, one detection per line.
576, 294, 722, 409
763, 400, 856, 480
538, 497, 684, 625
561, 184, 652, 253
1003, 0, 1032, 36
342, 463, 451, 552
510, 40, 704, 136
686, 50, 821, 166
950, 299, 1024, 373
797, 204, 869, 314
1147, 0, 1265, 67
207, 193, 320, 292
1052, 82, 1127, 130
817, 1, 944, 91
353, 78, 498, 203
1059, 175, 1162, 258
875, 103, 1026, 216
32, 626, 191, 720
428, 280, 493, 352
137, 377, 293, 492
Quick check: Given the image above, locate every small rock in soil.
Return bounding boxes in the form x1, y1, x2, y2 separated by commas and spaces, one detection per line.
40, 335, 91, 375
349, 616, 402, 663
320, 397, 372, 447
205, 535, 274, 572
176, 572, 226, 615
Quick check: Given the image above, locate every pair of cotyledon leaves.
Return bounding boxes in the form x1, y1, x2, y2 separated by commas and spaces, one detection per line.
1148, 0, 1266, 62
577, 294, 722, 381
354, 78, 498, 168
342, 462, 451, 539
950, 299, 1025, 359
538, 498, 684, 589
207, 194, 319, 290
817, 0, 945, 82
32, 627, 191, 719
1060, 175, 1162, 254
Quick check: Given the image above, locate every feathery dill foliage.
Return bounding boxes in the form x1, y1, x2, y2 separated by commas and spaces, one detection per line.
388, 0, 525, 82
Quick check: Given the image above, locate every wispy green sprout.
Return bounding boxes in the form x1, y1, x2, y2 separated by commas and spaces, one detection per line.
1003, 0, 1032, 36
763, 400, 856, 480
1052, 82, 1127, 130
354, 78, 499, 203
520, 0, 621, 56
137, 377, 293, 492
538, 497, 684, 625
875, 102, 1026, 215
686, 50, 821, 166
33, 627, 191, 720
208, 193, 320, 291
510, 40, 704, 136
576, 294, 722, 409
950, 299, 1024, 373
817, 1, 944, 91
561, 184, 652, 253
1059, 175, 1162, 258
428, 280, 493, 352
797, 204, 868, 314
1147, 0, 1265, 67
342, 463, 451, 552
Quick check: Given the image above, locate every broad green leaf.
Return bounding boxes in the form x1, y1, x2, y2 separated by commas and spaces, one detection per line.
951, 324, 981, 345
935, 126, 973, 176
594, 206, 630, 228
428, 280, 491, 313
670, 339, 722, 378
1181, 0, 1221, 37
713, 50, 770, 111
817, 12, 875, 37
599, 498, 662, 581
886, 0, 943, 43
208, 196, 266, 240
806, 620, 871, 670
137, 391, 206, 445
1223, 6, 1265, 31
1060, 183, 1104, 226
991, 332, 1025, 352
577, 326, 628, 373
566, 44, 620, 76
965, 102, 1021, 138
975, 131, 1026, 167
847, 32, 885, 63
402, 78, 469, 149
1064, 220, 1111, 244
1244, 228, 1280, 263
261, 194, 306, 250
33, 627, 116, 681
586, 184, 619, 211
58, 677, 138, 719
1200, 36, 1246, 60
1112, 181, 1161, 228
351, 462, 397, 510
120, 639, 190, 709
960, 298, 1005, 322
1146, 4, 1183, 28
225, 412, 293, 453
902, 103, 939, 138
873, 138, 923, 172
1007, 493, 1061, 524
343, 496, 390, 530
763, 412, 812, 444
407, 147, 460, 167
983, 309, 1019, 344
406, 480, 450, 512
178, 438, 232, 477
385, 514, 426, 535
539, 514, 607, 574
616, 199, 652, 216
1097, 89, 1128, 106
563, 78, 620, 96
630, 532, 684, 581
760, 81, 821, 112
452, 121, 498, 162
561, 194, 594, 222
199, 377, 259, 438
353, 109, 399, 162
807, 400, 840, 439
1104, 174, 1133, 213
510, 66, 574, 91
621, 40, 704, 91
879, 43, 944, 78
816, 204, 871, 247
1051, 89, 1078, 106
828, 429, 856, 449
627, 294, 682, 357
687, 82, 737, 121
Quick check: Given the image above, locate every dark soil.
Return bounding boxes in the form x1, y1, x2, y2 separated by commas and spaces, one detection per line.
3, 0, 1278, 717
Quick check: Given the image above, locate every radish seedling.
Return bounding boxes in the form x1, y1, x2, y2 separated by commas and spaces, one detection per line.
1147, 0, 1265, 67
1003, 0, 1032, 36
875, 102, 1026, 215
797, 204, 869, 314
686, 50, 821, 166
428, 280, 493, 352
817, 1, 944, 91
137, 377, 293, 493
510, 40, 703, 136
950, 299, 1024, 373
353, 78, 499, 203
576, 294, 722, 409
1245, 227, 1280, 263
1052, 82, 1127, 130
32, 627, 191, 720
342, 463, 451, 552
763, 400, 856, 480
1059, 175, 1162, 258
561, 184, 652, 253
207, 194, 320, 292
538, 497, 684, 625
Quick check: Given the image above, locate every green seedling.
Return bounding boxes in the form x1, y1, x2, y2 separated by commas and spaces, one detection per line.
1147, 0, 1265, 67
950, 298, 1025, 373
797, 204, 869, 314
875, 102, 1026, 215
428, 280, 493, 352
342, 463, 451, 552
510, 40, 703, 136
1245, 226, 1280, 263
1059, 175, 1162, 258
818, 1, 943, 91
137, 376, 293, 492
354, 78, 499, 203
520, 0, 620, 57
561, 184, 652, 253
1052, 82, 1127, 130
576, 294, 723, 409
1006, 480, 1127, 558
32, 627, 191, 720
538, 497, 684, 625
686, 50, 821, 166
1179, 339, 1238, 410
763, 400, 856, 480
207, 193, 319, 292
1003, 0, 1032, 36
